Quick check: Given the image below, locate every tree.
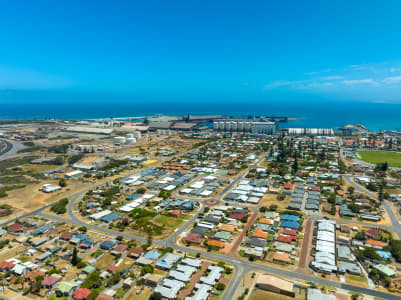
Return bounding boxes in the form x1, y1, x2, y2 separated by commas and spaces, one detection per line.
71, 247, 79, 266
292, 155, 298, 174
54, 156, 64, 165
216, 283, 226, 291
328, 193, 336, 204
58, 178, 67, 187
347, 186, 355, 194
150, 292, 162, 300
367, 182, 377, 192
141, 264, 154, 275
137, 187, 146, 194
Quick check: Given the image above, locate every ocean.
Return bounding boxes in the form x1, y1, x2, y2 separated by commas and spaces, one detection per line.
1, 99, 400, 131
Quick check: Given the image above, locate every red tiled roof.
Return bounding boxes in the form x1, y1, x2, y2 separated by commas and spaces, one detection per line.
229, 213, 246, 220
96, 294, 113, 300
276, 235, 296, 243
184, 233, 202, 244
366, 239, 387, 247
283, 229, 298, 236
8, 223, 23, 232
108, 265, 117, 272
0, 261, 15, 269
24, 269, 45, 280
42, 276, 60, 286
365, 229, 381, 237
170, 209, 181, 216
206, 239, 225, 248
128, 246, 144, 256
113, 244, 128, 253
73, 288, 91, 300
60, 231, 75, 240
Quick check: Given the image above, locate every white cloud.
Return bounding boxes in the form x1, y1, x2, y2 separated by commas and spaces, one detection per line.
390, 68, 401, 73
342, 79, 378, 86
322, 76, 344, 80
264, 80, 301, 89
383, 76, 401, 84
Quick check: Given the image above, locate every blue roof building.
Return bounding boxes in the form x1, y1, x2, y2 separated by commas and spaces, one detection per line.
144, 250, 161, 260
71, 233, 89, 242
281, 214, 300, 222
376, 250, 392, 260
101, 212, 121, 223
100, 240, 116, 250
126, 193, 139, 200
280, 220, 300, 229
182, 201, 197, 210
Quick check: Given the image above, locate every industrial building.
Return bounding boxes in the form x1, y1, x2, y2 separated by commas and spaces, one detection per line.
213, 119, 278, 135
287, 128, 334, 136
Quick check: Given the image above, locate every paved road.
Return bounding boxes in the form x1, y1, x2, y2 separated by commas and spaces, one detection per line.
343, 174, 401, 239
0, 139, 26, 161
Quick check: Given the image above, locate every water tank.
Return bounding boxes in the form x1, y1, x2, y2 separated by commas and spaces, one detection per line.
126, 138, 137, 144
114, 136, 126, 144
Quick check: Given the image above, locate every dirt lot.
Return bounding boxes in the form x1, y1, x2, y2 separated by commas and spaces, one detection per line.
95, 253, 115, 270
124, 286, 152, 300
259, 193, 290, 209
250, 289, 305, 300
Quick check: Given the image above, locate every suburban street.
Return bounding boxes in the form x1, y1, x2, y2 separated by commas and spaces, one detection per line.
3, 150, 401, 300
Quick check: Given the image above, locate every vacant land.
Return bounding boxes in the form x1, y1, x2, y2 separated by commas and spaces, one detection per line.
358, 151, 401, 167
250, 289, 303, 300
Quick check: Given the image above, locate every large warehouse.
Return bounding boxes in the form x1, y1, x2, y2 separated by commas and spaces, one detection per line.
213, 119, 278, 135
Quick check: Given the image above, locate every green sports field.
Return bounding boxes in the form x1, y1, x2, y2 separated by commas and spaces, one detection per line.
358, 150, 401, 167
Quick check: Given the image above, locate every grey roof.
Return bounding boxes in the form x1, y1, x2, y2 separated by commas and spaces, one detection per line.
338, 261, 361, 274
247, 237, 266, 248
337, 245, 352, 260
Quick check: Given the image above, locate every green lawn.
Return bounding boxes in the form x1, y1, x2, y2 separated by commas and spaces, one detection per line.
358, 151, 401, 167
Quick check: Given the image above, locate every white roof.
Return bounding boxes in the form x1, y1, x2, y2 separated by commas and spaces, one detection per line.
155, 279, 185, 299
65, 170, 83, 177
191, 181, 205, 189
200, 266, 223, 286
90, 210, 112, 220
200, 190, 213, 196
185, 283, 212, 300
163, 185, 176, 191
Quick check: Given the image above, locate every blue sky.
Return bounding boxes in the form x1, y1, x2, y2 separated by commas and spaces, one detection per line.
1, 0, 401, 103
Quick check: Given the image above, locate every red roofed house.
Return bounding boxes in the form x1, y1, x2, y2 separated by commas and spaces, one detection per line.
96, 294, 113, 300
112, 244, 128, 255
184, 233, 203, 245
276, 235, 296, 243
107, 265, 117, 274
8, 223, 24, 233
283, 229, 298, 236
229, 213, 246, 221
365, 229, 381, 238
127, 246, 144, 259
60, 231, 75, 241
284, 184, 293, 190
0, 260, 15, 271
170, 209, 181, 217
365, 239, 388, 249
42, 275, 61, 288
309, 186, 320, 192
73, 288, 91, 300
